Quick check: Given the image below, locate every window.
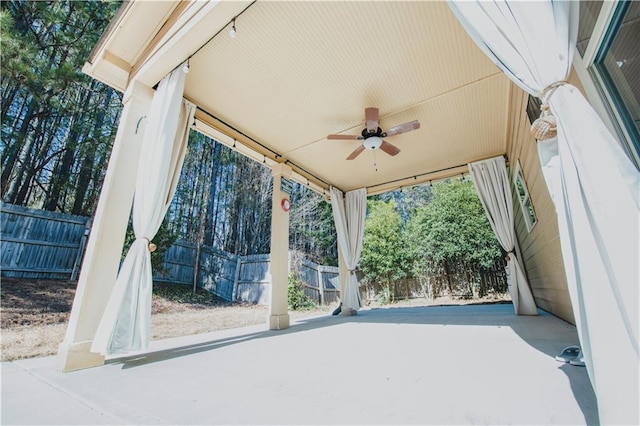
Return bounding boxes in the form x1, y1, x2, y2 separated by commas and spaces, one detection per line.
576, 0, 640, 168
592, 2, 640, 146
577, 1, 604, 56
526, 95, 542, 125
514, 161, 537, 232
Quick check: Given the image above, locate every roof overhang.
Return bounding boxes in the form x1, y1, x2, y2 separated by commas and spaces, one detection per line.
84, 0, 514, 196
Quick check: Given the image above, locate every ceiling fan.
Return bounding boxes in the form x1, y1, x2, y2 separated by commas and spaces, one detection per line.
327, 107, 420, 160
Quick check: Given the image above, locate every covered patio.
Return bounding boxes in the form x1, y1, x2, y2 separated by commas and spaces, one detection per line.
53, 1, 638, 425
3, 304, 597, 425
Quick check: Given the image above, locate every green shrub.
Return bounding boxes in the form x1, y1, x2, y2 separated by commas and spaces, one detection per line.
375, 285, 392, 305
122, 219, 177, 275
287, 273, 315, 310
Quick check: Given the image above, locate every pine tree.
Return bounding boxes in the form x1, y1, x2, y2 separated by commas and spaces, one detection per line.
1, 0, 121, 213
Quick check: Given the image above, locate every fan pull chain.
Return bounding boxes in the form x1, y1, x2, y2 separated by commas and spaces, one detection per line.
373, 150, 378, 172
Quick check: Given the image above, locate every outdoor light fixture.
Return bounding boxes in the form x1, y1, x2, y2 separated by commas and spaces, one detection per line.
179, 10, 246, 76
363, 136, 383, 151
229, 19, 237, 38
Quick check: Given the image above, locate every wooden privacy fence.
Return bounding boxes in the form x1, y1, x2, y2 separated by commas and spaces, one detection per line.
1, 204, 91, 280
0, 203, 337, 306
158, 242, 339, 305
0, 204, 507, 306
360, 259, 508, 302
290, 254, 340, 305
424, 259, 508, 299
156, 241, 272, 304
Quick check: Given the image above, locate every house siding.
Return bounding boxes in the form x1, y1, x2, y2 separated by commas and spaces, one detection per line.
506, 84, 575, 324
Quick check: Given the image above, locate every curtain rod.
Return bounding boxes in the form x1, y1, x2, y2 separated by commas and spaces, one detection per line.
366, 154, 508, 191
197, 106, 508, 195
195, 106, 331, 188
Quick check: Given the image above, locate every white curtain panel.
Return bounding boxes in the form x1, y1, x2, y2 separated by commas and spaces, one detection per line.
448, 2, 639, 424
92, 67, 195, 355
468, 156, 537, 315
330, 187, 367, 312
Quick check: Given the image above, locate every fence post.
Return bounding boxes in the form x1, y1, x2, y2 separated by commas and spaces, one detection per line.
193, 243, 201, 293
71, 219, 92, 281
232, 256, 242, 301
317, 265, 325, 305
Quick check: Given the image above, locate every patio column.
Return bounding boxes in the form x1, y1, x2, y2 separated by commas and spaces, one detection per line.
57, 81, 153, 372
268, 163, 292, 330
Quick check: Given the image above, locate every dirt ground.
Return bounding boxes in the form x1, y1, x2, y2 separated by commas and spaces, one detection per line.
0, 278, 334, 362
1, 278, 76, 329
0, 278, 509, 362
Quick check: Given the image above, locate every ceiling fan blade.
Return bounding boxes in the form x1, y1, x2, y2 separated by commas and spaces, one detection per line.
346, 144, 366, 160
365, 107, 379, 133
327, 134, 362, 140
379, 140, 401, 156
384, 120, 420, 137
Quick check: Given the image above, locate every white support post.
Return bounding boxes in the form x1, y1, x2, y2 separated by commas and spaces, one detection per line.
268, 163, 292, 330
57, 81, 154, 372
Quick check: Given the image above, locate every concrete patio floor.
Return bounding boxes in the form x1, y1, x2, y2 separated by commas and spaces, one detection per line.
1, 303, 598, 425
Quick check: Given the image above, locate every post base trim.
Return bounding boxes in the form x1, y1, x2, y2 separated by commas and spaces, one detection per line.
57, 341, 105, 372
268, 314, 290, 330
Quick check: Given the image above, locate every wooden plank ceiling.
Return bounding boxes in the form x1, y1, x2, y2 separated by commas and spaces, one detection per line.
88, 1, 512, 195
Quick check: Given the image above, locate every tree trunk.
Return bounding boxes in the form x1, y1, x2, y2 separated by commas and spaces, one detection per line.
46, 83, 95, 211
205, 142, 222, 245
72, 86, 112, 214
443, 260, 453, 296
1, 99, 37, 197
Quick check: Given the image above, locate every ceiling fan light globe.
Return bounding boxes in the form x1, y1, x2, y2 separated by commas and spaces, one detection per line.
364, 136, 383, 150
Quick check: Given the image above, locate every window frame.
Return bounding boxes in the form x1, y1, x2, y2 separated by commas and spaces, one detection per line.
513, 161, 537, 233
591, 2, 640, 153
573, 0, 640, 169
